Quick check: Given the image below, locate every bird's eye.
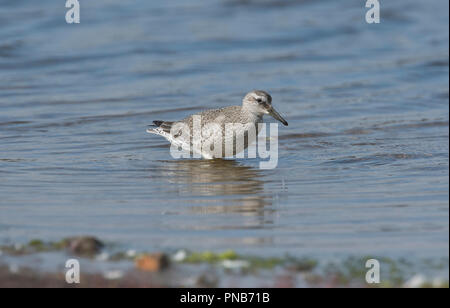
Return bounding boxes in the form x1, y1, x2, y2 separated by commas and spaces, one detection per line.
256, 98, 262, 103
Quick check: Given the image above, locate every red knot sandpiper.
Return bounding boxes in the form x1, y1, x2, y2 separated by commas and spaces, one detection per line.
147, 90, 288, 159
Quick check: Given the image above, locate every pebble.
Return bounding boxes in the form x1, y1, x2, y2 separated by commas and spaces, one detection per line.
403, 274, 427, 288
172, 250, 187, 262
103, 270, 124, 280
135, 253, 170, 272
66, 236, 104, 257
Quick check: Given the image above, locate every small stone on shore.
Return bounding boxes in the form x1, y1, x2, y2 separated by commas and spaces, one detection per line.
64, 236, 104, 257
135, 253, 170, 272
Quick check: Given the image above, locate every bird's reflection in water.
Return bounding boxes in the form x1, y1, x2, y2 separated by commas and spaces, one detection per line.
157, 159, 274, 228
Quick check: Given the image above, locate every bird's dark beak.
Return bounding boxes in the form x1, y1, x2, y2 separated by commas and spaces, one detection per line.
267, 106, 288, 126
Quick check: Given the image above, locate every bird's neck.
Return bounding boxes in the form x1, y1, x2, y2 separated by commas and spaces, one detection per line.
241, 106, 264, 123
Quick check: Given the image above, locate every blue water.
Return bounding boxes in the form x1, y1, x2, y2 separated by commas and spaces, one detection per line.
0, 0, 448, 264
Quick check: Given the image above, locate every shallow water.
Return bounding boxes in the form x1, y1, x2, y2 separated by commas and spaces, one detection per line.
0, 0, 448, 266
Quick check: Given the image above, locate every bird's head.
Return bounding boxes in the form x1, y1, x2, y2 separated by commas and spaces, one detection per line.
242, 90, 288, 126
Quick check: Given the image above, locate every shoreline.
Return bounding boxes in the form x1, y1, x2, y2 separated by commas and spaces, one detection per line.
1, 236, 448, 288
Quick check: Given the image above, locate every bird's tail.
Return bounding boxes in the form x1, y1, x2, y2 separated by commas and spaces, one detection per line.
146, 120, 174, 134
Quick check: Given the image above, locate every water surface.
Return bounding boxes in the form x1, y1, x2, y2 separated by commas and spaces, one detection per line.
0, 0, 448, 265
